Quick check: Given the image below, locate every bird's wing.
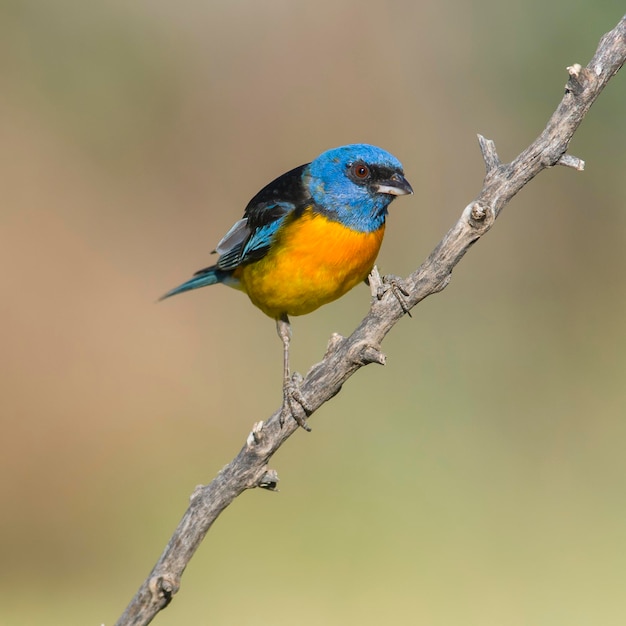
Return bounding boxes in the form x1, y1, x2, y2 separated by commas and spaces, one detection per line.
214, 205, 291, 271
212, 163, 311, 271
215, 218, 249, 255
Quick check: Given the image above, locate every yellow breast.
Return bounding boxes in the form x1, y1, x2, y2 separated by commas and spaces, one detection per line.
235, 207, 385, 318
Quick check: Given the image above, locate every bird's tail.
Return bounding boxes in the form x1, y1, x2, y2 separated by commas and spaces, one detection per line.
159, 265, 230, 301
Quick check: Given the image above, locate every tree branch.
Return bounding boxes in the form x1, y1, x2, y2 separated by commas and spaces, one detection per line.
114, 15, 626, 626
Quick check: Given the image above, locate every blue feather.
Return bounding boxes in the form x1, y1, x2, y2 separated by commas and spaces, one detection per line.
305, 144, 407, 233
240, 218, 285, 261
159, 268, 227, 300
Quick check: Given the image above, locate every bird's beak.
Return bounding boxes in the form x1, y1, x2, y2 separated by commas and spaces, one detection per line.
373, 172, 414, 196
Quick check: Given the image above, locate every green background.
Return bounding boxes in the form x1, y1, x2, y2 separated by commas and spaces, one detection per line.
1, 2, 625, 624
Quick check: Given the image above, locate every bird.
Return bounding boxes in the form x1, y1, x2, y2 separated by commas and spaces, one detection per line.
161, 143, 413, 429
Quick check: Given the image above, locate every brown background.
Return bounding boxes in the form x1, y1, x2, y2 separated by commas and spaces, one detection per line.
2, 2, 625, 624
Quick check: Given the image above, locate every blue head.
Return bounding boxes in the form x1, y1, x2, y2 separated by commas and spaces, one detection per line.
304, 144, 413, 232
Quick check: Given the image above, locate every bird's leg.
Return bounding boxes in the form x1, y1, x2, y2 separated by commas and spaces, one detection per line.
276, 315, 312, 431
277, 315, 292, 393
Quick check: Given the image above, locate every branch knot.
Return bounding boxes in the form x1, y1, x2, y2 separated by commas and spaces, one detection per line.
148, 573, 179, 608
257, 468, 279, 491
470, 202, 487, 221
355, 343, 386, 366
565, 63, 593, 95
464, 201, 496, 232
246, 421, 264, 447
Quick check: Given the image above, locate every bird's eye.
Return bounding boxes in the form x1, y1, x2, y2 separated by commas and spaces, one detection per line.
351, 163, 370, 180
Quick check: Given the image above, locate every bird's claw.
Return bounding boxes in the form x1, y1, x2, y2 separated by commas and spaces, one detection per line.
379, 274, 412, 317
280, 373, 312, 432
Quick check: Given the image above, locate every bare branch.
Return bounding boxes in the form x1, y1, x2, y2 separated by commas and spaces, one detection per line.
114, 15, 626, 626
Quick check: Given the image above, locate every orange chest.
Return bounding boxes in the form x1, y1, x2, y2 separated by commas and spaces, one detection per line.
237, 210, 385, 317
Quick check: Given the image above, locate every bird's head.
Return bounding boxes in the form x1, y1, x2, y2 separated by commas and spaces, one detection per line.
304, 144, 413, 232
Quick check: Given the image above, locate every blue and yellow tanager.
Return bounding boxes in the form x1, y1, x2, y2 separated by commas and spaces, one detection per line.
161, 144, 413, 428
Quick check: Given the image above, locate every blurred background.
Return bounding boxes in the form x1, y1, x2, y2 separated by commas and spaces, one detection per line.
1, 1, 625, 624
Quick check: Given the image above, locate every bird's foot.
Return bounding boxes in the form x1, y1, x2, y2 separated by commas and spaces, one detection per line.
379, 274, 412, 317
280, 373, 312, 432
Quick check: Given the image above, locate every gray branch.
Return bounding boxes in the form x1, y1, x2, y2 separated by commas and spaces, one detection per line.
114, 15, 626, 626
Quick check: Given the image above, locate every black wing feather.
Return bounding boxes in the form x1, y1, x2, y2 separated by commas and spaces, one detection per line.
244, 163, 311, 229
